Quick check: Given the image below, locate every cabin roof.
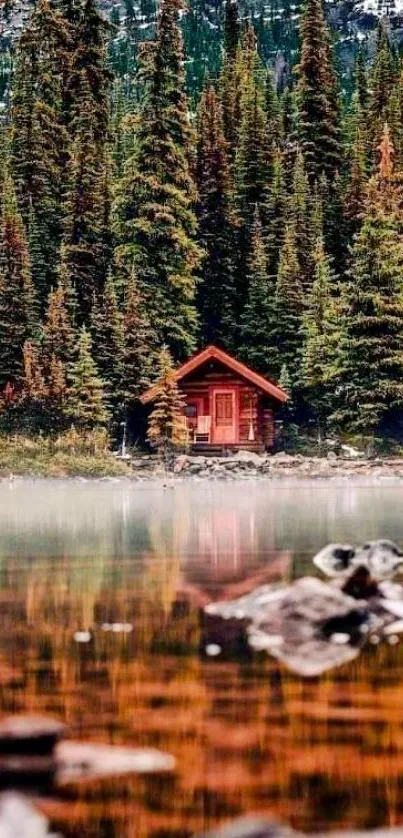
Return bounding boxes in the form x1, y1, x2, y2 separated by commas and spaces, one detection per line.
139, 345, 288, 405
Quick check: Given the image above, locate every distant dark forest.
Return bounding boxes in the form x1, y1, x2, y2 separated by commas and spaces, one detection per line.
0, 0, 402, 447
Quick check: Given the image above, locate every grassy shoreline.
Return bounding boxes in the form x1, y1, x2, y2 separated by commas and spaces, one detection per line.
3, 435, 403, 481
0, 433, 132, 478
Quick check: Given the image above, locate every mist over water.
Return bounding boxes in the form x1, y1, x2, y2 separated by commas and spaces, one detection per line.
1, 478, 403, 837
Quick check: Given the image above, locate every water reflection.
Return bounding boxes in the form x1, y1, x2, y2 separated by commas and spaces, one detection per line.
0, 480, 403, 836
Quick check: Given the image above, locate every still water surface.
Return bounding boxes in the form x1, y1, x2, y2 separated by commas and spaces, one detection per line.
1, 478, 403, 837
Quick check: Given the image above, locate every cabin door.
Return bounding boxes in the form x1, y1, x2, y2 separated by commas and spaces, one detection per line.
212, 389, 237, 444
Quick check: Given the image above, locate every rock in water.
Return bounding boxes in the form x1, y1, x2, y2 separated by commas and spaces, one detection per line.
249, 577, 366, 677
195, 817, 299, 838
0, 793, 60, 838
313, 543, 357, 578
56, 742, 175, 783
206, 578, 368, 677
0, 717, 66, 756
356, 540, 403, 580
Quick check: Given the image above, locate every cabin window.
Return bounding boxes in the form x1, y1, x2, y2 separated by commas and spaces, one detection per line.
184, 405, 198, 419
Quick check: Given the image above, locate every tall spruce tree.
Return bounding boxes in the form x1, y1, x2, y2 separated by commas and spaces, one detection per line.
90, 271, 125, 423
42, 278, 76, 369
62, 81, 108, 323
11, 0, 69, 310
220, 0, 241, 162
114, 0, 202, 360
68, 326, 108, 427
234, 27, 271, 316
369, 21, 399, 156
300, 237, 338, 440
123, 275, 158, 417
239, 208, 279, 376
295, 0, 341, 183
275, 223, 304, 386
195, 86, 235, 346
147, 346, 187, 459
0, 178, 37, 392
334, 126, 403, 435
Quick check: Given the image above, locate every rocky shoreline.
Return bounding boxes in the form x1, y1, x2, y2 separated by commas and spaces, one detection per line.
123, 450, 403, 482
5, 449, 403, 481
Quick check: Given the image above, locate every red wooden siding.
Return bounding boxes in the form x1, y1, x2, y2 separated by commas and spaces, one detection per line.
140, 345, 285, 452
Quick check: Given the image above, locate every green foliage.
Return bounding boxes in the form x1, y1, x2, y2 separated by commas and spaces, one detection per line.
275, 223, 304, 386
11, 0, 69, 310
195, 86, 236, 345
296, 0, 341, 182
239, 208, 279, 375
68, 327, 109, 427
114, 0, 202, 360
6, 0, 403, 449
122, 276, 159, 412
333, 127, 403, 434
0, 178, 37, 391
147, 346, 187, 460
300, 237, 338, 437
91, 271, 124, 423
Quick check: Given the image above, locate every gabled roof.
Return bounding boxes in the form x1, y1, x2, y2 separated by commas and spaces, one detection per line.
139, 345, 288, 405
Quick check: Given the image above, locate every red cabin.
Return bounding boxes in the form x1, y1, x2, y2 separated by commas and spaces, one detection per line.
140, 345, 287, 453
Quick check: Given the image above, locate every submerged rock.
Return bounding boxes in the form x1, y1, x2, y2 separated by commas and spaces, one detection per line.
196, 816, 297, 838
204, 539, 403, 676
56, 741, 175, 783
196, 817, 403, 838
0, 717, 66, 757
313, 539, 403, 581
0, 793, 61, 838
0, 715, 175, 787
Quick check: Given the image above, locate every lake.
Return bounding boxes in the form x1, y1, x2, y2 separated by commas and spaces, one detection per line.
1, 478, 403, 837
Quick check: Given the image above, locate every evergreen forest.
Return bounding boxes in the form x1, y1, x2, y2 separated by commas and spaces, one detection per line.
1, 0, 403, 451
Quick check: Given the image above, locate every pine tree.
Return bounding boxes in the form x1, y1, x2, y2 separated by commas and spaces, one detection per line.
114, 0, 202, 360
369, 21, 398, 154
295, 0, 341, 182
42, 278, 76, 368
356, 46, 370, 116
0, 178, 37, 391
275, 223, 304, 386
20, 340, 48, 403
62, 80, 107, 323
147, 346, 187, 459
239, 208, 279, 376
334, 126, 403, 435
265, 70, 281, 144
123, 276, 158, 407
344, 119, 368, 237
90, 271, 125, 422
266, 150, 287, 275
11, 0, 69, 310
68, 327, 108, 427
195, 86, 235, 345
280, 85, 299, 190
288, 150, 315, 291
234, 29, 271, 315
300, 237, 338, 440
220, 0, 241, 161
63, 0, 111, 145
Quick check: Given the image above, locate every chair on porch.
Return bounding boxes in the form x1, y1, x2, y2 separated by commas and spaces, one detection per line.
194, 415, 211, 444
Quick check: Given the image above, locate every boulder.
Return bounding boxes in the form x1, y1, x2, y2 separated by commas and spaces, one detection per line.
205, 577, 369, 676
0, 716, 66, 757
173, 454, 189, 474
231, 450, 264, 467
196, 817, 298, 838
56, 741, 175, 783
0, 793, 60, 838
